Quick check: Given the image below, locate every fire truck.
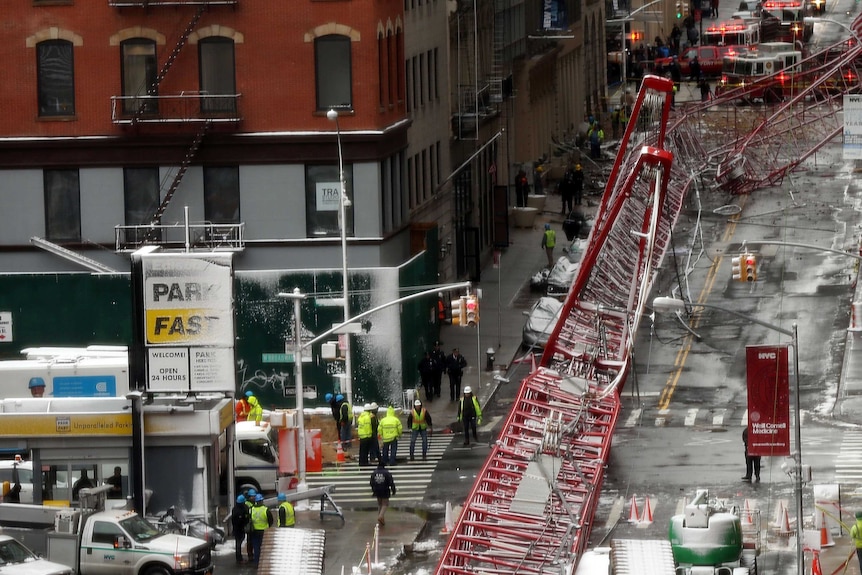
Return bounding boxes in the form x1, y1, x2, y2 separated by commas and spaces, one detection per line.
761, 0, 813, 43
715, 42, 804, 100
702, 19, 762, 46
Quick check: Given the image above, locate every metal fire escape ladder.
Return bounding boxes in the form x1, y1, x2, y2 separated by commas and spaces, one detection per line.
154, 5, 207, 90
490, 0, 505, 104
149, 121, 212, 229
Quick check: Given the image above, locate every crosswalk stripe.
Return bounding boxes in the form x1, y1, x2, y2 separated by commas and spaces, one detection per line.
303, 435, 454, 505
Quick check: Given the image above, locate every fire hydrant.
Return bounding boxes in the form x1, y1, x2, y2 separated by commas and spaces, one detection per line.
485, 347, 496, 371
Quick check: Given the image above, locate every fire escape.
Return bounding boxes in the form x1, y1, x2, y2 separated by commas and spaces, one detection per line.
110, 0, 245, 252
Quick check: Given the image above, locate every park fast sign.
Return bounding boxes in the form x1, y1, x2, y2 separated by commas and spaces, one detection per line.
141, 253, 235, 393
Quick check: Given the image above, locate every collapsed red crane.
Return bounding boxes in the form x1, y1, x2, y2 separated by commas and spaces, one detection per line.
436, 76, 685, 575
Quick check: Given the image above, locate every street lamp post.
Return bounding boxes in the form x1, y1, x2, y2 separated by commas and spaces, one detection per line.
326, 109, 354, 410
282, 288, 307, 486
652, 296, 804, 575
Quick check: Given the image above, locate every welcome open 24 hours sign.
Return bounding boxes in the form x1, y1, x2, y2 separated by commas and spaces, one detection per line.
141, 253, 235, 393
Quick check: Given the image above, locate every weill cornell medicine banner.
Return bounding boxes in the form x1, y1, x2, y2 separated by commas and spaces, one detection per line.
746, 344, 790, 456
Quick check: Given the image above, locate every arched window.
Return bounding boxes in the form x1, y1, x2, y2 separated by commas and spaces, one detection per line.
199, 36, 237, 114
37, 40, 75, 117
120, 38, 157, 114
315, 34, 352, 110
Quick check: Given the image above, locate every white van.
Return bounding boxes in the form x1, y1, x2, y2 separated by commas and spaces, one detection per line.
234, 420, 279, 493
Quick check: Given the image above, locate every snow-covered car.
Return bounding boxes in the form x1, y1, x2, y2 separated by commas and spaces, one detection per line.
547, 257, 580, 297
522, 297, 564, 349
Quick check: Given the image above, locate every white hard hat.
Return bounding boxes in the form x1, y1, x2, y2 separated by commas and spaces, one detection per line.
364, 403, 372, 410
464, 386, 472, 394
370, 402, 379, 410
414, 399, 422, 406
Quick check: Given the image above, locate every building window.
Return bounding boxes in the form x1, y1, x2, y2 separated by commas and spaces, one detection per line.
44, 169, 80, 242
305, 164, 354, 237
315, 35, 352, 110
37, 40, 75, 117
203, 166, 240, 223
121, 38, 157, 115
199, 37, 237, 114
123, 167, 160, 225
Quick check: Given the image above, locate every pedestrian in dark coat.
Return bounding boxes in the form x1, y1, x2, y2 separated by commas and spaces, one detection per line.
515, 169, 530, 207
445, 348, 468, 401
742, 428, 761, 482
417, 352, 436, 402
370, 461, 396, 525
430, 341, 446, 399
230, 495, 250, 563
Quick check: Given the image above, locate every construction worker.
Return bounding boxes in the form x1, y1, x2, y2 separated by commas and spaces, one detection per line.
28, 377, 46, 398
379, 405, 403, 465
235, 391, 251, 421
541, 223, 557, 268
338, 394, 353, 448
357, 404, 374, 466
276, 493, 295, 528
326, 393, 340, 438
230, 495, 249, 563
249, 493, 272, 564
369, 402, 381, 463
457, 386, 482, 447
407, 399, 433, 461
851, 510, 862, 572
246, 394, 263, 426
243, 488, 256, 562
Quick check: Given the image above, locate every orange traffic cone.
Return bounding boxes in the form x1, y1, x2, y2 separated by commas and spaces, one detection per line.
742, 499, 754, 526
440, 501, 454, 534
336, 441, 345, 464
640, 497, 654, 525
812, 550, 823, 575
819, 511, 835, 548
628, 495, 640, 523
778, 506, 793, 535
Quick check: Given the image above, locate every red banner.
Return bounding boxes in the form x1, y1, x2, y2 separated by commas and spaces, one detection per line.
746, 345, 790, 456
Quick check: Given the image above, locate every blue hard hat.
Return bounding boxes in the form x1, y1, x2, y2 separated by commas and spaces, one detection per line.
336, 394, 344, 402
278, 493, 287, 502
255, 494, 264, 502
236, 495, 245, 504
325, 393, 333, 401
245, 391, 254, 398
29, 377, 46, 389
545, 223, 551, 230
247, 488, 257, 496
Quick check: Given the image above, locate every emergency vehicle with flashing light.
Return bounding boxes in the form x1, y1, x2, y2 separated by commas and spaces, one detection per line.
715, 42, 803, 100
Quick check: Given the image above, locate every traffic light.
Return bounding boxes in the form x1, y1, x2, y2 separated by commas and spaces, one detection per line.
465, 295, 479, 326
744, 253, 757, 282
731, 255, 743, 282
675, 1, 682, 18
451, 297, 466, 326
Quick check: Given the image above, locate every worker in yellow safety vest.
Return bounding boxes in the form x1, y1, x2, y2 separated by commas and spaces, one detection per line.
276, 493, 295, 527
249, 493, 272, 563
407, 399, 433, 461
246, 395, 263, 426
357, 404, 375, 466
379, 405, 403, 466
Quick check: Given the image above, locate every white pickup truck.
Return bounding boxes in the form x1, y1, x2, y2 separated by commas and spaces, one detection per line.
0, 491, 213, 575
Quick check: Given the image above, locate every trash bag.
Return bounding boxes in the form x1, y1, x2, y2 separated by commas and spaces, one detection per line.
563, 210, 590, 241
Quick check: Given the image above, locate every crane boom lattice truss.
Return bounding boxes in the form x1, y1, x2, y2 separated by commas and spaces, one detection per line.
435, 76, 685, 575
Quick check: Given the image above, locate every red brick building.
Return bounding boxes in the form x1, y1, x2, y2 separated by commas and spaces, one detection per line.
0, 0, 413, 272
